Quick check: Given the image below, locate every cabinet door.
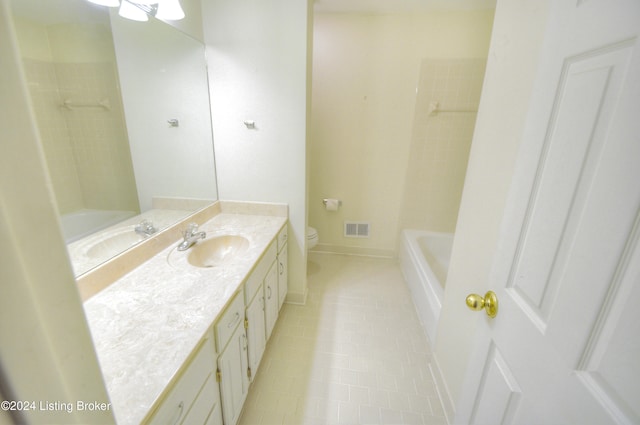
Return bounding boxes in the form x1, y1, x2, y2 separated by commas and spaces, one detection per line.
147, 336, 215, 425
182, 376, 220, 425
217, 325, 249, 425
204, 395, 223, 425
277, 244, 288, 310
245, 286, 266, 382
264, 260, 279, 340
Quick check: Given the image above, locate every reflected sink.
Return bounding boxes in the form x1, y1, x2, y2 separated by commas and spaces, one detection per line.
183, 235, 250, 268
85, 229, 146, 259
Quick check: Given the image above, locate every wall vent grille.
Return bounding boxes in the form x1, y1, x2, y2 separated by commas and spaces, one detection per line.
344, 222, 370, 238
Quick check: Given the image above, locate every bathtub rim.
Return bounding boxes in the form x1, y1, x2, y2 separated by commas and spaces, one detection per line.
402, 228, 448, 302
400, 228, 454, 346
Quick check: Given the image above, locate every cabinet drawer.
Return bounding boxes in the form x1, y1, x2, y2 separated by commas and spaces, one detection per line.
215, 291, 245, 352
244, 241, 277, 304
277, 225, 288, 253
147, 334, 215, 425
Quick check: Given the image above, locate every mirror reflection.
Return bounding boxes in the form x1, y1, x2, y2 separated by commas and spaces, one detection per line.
10, 0, 218, 276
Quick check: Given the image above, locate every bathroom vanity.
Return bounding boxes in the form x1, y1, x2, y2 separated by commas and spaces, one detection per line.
82, 201, 288, 425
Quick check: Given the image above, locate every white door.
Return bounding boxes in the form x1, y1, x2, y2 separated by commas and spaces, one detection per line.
455, 1, 640, 424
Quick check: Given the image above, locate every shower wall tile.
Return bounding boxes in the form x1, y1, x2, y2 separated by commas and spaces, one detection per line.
56, 62, 139, 212
400, 58, 487, 233
23, 58, 84, 214
18, 21, 139, 216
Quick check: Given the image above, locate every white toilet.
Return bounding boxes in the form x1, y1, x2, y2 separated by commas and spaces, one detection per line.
307, 227, 319, 250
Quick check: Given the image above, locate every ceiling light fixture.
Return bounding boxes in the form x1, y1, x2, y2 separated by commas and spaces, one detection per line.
118, 0, 149, 21
85, 0, 185, 21
155, 0, 185, 21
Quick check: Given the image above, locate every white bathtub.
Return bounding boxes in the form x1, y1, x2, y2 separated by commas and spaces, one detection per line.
60, 209, 137, 243
399, 229, 454, 345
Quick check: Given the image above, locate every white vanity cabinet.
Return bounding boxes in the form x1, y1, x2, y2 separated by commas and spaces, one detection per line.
243, 241, 276, 382
244, 267, 266, 383
215, 291, 249, 425
263, 261, 279, 341
146, 332, 222, 425
245, 289, 265, 383
276, 225, 288, 310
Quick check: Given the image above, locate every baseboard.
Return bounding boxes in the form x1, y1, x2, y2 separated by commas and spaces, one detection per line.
284, 287, 307, 305
429, 352, 455, 424
310, 243, 395, 258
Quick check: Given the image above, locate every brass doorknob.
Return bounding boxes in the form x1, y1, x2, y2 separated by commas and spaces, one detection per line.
466, 291, 498, 318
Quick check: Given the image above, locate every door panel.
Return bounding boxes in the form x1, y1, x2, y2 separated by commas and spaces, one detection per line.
456, 1, 640, 423
264, 260, 279, 340
575, 226, 640, 422
246, 287, 266, 381
470, 343, 521, 425
509, 43, 634, 325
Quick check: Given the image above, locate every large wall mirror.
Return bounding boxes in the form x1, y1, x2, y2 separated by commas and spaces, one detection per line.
10, 0, 218, 276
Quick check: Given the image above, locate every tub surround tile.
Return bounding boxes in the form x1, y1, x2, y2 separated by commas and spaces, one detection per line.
83, 203, 287, 425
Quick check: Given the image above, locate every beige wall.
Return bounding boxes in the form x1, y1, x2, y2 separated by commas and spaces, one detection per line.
0, 1, 113, 421
203, 0, 311, 303
158, 0, 203, 42
310, 10, 494, 255
434, 0, 551, 415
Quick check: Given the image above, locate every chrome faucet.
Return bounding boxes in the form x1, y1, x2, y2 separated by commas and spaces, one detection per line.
178, 223, 206, 251
135, 219, 157, 237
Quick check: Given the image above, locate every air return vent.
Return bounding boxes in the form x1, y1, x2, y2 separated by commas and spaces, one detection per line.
344, 222, 370, 238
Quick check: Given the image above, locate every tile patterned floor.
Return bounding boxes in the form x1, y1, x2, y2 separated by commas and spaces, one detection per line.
238, 253, 447, 425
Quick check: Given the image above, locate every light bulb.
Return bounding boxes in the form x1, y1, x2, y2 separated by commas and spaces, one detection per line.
155, 0, 185, 21
119, 0, 149, 21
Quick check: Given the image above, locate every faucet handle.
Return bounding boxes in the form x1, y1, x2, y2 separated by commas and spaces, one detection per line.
184, 222, 199, 236
140, 219, 154, 229
135, 219, 157, 235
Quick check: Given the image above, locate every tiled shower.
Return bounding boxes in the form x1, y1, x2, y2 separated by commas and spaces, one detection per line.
400, 58, 487, 233
19, 22, 138, 215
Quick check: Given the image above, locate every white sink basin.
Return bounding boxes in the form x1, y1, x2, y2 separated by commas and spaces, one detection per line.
168, 235, 250, 269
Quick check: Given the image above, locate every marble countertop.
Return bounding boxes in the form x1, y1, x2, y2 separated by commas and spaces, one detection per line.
68, 209, 192, 276
83, 211, 286, 425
